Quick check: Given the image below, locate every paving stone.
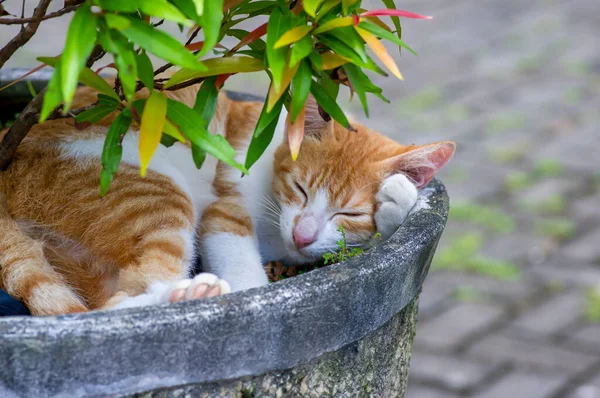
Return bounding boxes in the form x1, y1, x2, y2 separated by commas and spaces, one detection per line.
518, 178, 582, 204
418, 273, 455, 319
568, 373, 600, 398
409, 353, 501, 392
426, 271, 543, 304
561, 228, 600, 264
468, 334, 597, 374
473, 371, 567, 398
404, 383, 461, 398
571, 194, 600, 223
531, 263, 600, 287
482, 233, 546, 263
533, 138, 599, 174
564, 324, 600, 355
414, 303, 506, 352
510, 291, 583, 336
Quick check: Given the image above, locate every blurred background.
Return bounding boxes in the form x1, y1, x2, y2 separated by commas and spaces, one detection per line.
2, 0, 600, 397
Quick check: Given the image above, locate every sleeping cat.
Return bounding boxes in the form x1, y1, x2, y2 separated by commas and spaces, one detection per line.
0, 83, 454, 316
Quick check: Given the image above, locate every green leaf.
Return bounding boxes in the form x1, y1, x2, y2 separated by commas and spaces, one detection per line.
38, 56, 121, 101
112, 35, 138, 102
254, 90, 287, 138
61, 3, 98, 111
289, 34, 313, 68
308, 50, 323, 69
290, 59, 312, 122
191, 144, 207, 168
164, 56, 265, 88
266, 7, 291, 92
193, 76, 220, 129
116, 16, 206, 70
227, 29, 266, 51
327, 26, 367, 62
75, 104, 118, 124
310, 80, 350, 129
161, 134, 179, 147
315, 0, 341, 21
136, 51, 155, 91
304, 0, 326, 17
197, 0, 224, 57
39, 62, 63, 123
318, 34, 364, 66
166, 99, 247, 173
100, 109, 133, 196
274, 25, 313, 49
381, 0, 402, 50
97, 0, 140, 12
343, 63, 388, 117
97, 93, 122, 107
104, 13, 132, 30
139, 0, 193, 26
319, 72, 339, 99
236, 1, 276, 15
245, 93, 286, 170
169, 0, 202, 24
358, 21, 416, 55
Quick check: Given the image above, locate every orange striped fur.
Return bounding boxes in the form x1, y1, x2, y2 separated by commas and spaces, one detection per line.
0, 81, 454, 316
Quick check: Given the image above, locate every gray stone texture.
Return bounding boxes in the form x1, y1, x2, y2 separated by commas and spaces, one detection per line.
414, 303, 505, 352
473, 372, 567, 398
128, 298, 419, 398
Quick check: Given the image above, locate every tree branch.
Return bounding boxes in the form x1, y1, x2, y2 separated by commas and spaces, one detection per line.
0, 4, 80, 25
0, 0, 51, 69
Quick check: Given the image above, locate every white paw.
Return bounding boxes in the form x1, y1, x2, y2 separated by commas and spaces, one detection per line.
163, 273, 231, 303
110, 273, 231, 310
374, 174, 418, 240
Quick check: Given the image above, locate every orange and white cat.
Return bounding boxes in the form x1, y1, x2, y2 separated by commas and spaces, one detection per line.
0, 84, 454, 316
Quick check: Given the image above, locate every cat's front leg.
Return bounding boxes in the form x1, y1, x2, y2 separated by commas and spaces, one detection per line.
374, 174, 419, 240
199, 199, 269, 292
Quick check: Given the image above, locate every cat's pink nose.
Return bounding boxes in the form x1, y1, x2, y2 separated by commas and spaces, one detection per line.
293, 216, 318, 249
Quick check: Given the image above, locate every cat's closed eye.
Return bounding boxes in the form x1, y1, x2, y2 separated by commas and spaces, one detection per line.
333, 212, 368, 218
294, 182, 308, 204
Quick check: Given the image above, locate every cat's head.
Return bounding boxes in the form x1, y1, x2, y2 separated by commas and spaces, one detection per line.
272, 97, 455, 263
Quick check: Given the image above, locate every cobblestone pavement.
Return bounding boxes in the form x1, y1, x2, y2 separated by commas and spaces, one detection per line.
3, 0, 600, 397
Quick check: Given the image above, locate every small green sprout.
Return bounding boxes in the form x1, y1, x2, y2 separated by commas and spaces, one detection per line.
322, 227, 382, 265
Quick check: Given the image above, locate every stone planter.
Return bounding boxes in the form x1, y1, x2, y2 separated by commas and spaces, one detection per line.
0, 69, 450, 398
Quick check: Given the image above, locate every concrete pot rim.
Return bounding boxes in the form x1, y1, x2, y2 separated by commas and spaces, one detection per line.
0, 70, 449, 395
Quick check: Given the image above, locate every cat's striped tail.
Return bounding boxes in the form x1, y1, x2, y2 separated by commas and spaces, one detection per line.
0, 191, 87, 316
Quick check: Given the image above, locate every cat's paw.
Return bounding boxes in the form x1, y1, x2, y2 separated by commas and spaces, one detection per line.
166, 273, 231, 303
374, 174, 418, 240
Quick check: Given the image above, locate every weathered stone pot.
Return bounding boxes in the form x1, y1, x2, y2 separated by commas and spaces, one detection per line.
0, 68, 450, 398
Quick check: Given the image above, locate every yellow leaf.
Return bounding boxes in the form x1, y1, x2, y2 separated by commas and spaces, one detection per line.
355, 26, 403, 80
274, 25, 313, 49
287, 105, 305, 161
164, 56, 265, 89
139, 91, 167, 176
163, 119, 186, 143
266, 62, 300, 112
312, 17, 353, 34
320, 52, 350, 70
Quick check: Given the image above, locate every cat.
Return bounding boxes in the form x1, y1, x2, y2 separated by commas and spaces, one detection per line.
0, 83, 455, 316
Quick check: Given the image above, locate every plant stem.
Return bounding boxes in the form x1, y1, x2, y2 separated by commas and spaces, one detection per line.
0, 3, 82, 25
0, 0, 51, 69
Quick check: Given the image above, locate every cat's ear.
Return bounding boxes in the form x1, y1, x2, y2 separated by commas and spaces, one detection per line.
382, 141, 456, 188
303, 95, 333, 138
